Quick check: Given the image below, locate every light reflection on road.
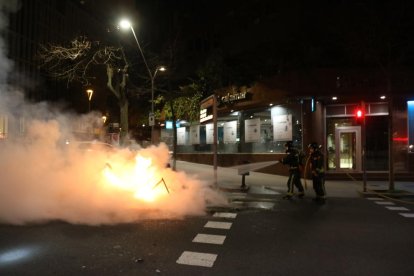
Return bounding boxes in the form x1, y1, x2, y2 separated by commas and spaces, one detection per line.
0, 245, 40, 265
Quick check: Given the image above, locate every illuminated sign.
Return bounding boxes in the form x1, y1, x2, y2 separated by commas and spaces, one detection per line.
200, 95, 216, 123
166, 121, 180, 129
408, 101, 414, 152
200, 107, 213, 123
311, 97, 316, 112
220, 91, 248, 104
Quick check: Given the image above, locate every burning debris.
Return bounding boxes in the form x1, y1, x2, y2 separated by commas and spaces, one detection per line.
102, 148, 171, 202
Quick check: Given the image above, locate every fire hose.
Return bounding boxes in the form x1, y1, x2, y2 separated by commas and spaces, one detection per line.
302, 155, 311, 190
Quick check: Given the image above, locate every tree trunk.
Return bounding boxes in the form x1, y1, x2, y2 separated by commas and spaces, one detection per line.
106, 65, 129, 146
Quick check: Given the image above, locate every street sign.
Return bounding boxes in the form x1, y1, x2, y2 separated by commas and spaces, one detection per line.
149, 113, 155, 126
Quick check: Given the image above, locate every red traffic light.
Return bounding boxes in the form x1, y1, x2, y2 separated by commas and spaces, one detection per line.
354, 102, 365, 121
354, 107, 365, 119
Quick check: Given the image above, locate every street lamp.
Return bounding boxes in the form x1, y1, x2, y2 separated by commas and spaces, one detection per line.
119, 19, 151, 78
86, 89, 93, 112
119, 19, 166, 144
149, 66, 166, 143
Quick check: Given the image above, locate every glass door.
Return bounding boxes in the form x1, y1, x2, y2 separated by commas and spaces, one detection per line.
335, 126, 361, 171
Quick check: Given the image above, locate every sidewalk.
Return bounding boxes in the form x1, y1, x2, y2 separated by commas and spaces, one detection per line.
175, 160, 414, 200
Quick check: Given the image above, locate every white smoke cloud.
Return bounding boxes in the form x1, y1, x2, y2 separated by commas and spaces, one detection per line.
0, 1, 227, 225
0, 128, 227, 225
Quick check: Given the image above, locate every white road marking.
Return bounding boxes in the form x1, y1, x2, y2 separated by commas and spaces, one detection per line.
399, 213, 414, 218
385, 206, 409, 211
366, 197, 384, 200
176, 251, 217, 267
177, 212, 237, 268
213, 212, 237, 219
193, 233, 226, 245
204, 221, 232, 229
374, 201, 395, 205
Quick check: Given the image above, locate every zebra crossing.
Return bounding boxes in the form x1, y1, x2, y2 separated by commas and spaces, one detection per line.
366, 197, 414, 218
176, 197, 412, 268
176, 212, 237, 268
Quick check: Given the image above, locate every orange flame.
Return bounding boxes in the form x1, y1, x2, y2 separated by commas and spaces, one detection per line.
102, 154, 169, 202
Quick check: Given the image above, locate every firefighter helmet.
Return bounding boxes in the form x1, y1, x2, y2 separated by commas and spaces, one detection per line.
284, 141, 293, 149
284, 141, 294, 153
308, 142, 321, 151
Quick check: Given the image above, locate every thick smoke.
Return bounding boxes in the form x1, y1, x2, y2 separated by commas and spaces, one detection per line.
0, 1, 227, 225
0, 0, 19, 84
0, 124, 227, 225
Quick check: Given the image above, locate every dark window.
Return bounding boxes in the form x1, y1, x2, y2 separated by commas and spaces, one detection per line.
365, 116, 389, 170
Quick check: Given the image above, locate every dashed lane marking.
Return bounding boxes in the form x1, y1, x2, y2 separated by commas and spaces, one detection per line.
176, 251, 218, 267
204, 221, 232, 230
213, 212, 237, 219
193, 233, 226, 245
385, 206, 410, 211
399, 213, 414, 218
374, 201, 395, 205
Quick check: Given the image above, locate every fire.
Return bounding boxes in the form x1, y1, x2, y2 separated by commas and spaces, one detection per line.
102, 154, 169, 202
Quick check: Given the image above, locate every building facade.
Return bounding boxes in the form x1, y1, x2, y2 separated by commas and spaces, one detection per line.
165, 69, 414, 180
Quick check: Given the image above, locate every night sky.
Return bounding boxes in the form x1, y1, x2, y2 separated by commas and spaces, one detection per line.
62, 0, 414, 91
125, 0, 414, 82
11, 0, 412, 115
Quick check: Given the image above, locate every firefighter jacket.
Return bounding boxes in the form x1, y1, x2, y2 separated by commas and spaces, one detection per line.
310, 151, 324, 176
281, 149, 301, 171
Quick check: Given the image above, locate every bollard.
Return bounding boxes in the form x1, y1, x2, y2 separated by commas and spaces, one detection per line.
239, 160, 250, 190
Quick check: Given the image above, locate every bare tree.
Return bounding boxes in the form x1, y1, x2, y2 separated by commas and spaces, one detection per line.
38, 36, 130, 144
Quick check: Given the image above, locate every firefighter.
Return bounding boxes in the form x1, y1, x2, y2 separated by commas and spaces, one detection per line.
280, 141, 305, 199
308, 142, 326, 204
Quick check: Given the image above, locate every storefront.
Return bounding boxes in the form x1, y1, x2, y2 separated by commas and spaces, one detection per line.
161, 84, 303, 174
163, 83, 414, 180
325, 102, 389, 172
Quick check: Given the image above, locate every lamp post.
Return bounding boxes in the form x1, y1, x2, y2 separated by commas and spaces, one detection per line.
150, 66, 166, 143
119, 19, 166, 144
86, 89, 93, 112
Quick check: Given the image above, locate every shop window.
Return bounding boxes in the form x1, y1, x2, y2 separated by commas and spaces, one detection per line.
169, 103, 302, 154
326, 105, 345, 116
365, 116, 388, 170
369, 103, 388, 115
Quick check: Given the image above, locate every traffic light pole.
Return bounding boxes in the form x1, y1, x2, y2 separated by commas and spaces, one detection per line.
362, 116, 367, 192
213, 95, 218, 187
388, 96, 395, 191
361, 101, 367, 192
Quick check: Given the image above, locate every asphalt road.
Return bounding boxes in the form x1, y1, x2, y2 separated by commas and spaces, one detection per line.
1, 194, 414, 276
1, 161, 414, 275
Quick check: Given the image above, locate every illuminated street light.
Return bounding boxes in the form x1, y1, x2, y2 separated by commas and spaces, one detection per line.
149, 66, 167, 142
86, 89, 93, 112
119, 19, 131, 30
119, 19, 166, 144
119, 19, 151, 80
